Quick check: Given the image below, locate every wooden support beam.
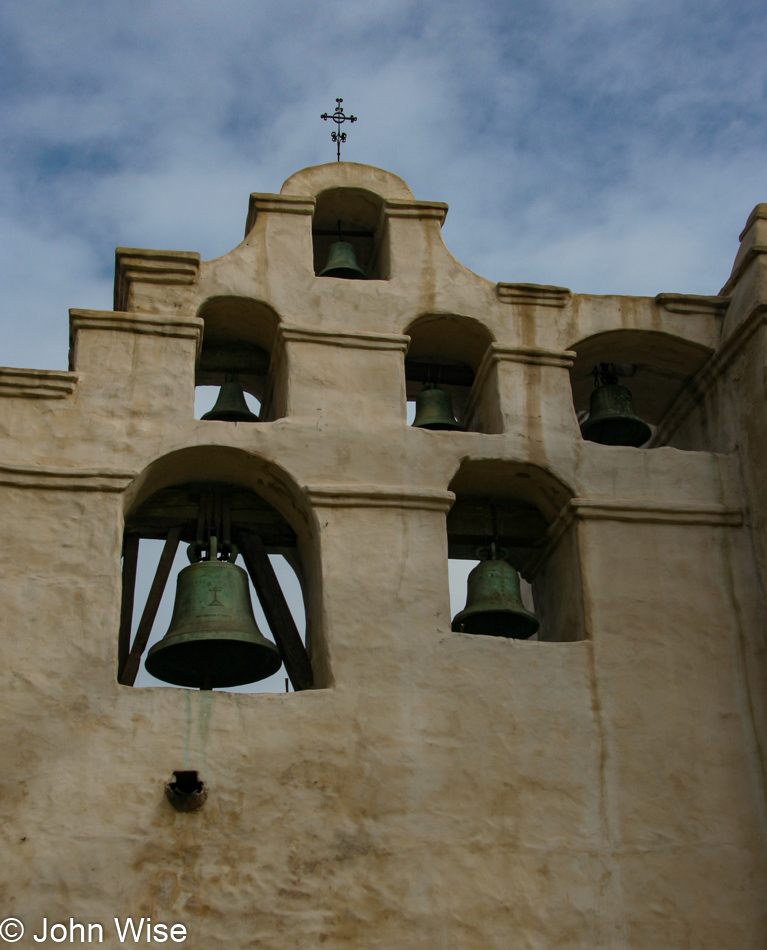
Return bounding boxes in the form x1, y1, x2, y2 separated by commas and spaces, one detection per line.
126, 485, 298, 548
119, 526, 181, 687
238, 532, 314, 692
118, 534, 140, 677
405, 360, 475, 387
446, 501, 548, 549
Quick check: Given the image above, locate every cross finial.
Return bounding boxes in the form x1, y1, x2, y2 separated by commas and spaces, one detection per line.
320, 98, 357, 162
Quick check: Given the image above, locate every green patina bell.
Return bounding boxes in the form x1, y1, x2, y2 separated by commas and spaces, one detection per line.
319, 240, 367, 279
452, 552, 539, 640
145, 552, 282, 689
201, 374, 259, 423
580, 383, 651, 447
412, 384, 464, 431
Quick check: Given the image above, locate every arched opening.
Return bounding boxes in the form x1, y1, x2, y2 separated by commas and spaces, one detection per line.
312, 187, 386, 280
405, 314, 495, 432
570, 329, 714, 447
195, 297, 281, 421
446, 459, 581, 642
118, 447, 323, 691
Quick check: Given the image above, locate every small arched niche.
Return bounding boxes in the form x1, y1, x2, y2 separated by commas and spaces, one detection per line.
312, 187, 386, 280
446, 459, 582, 642
118, 447, 324, 692
570, 329, 714, 447
195, 297, 281, 420
405, 314, 494, 432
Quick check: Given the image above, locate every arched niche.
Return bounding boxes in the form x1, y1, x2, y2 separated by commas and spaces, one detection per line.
446, 459, 582, 642
118, 447, 326, 690
569, 329, 714, 440
195, 297, 280, 408
404, 313, 495, 431
312, 187, 386, 279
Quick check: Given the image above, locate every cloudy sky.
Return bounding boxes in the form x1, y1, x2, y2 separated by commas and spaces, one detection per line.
1, 0, 766, 373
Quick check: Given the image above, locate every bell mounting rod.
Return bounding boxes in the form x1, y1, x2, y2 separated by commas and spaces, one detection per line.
321, 98, 357, 161
594, 362, 619, 388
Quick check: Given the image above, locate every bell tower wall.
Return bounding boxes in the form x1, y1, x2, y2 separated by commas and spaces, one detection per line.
0, 163, 764, 948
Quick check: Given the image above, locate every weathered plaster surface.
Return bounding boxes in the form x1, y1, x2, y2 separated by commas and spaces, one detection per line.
0, 162, 765, 948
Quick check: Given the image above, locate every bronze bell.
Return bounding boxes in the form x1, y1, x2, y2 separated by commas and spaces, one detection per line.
145, 540, 282, 689
452, 549, 539, 639
319, 240, 367, 280
412, 384, 464, 431
580, 365, 651, 446
201, 374, 260, 423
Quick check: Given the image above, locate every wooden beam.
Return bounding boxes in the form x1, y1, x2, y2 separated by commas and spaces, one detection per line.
446, 502, 548, 549
118, 534, 140, 677
119, 526, 181, 687
238, 532, 313, 691
405, 360, 475, 387
126, 486, 297, 548
197, 341, 270, 378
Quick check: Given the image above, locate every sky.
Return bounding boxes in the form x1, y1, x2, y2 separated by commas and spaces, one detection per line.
1, 0, 766, 372
2, 1, 765, 690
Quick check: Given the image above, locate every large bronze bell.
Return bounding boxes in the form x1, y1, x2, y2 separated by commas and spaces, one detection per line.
319, 240, 367, 279
145, 543, 282, 689
412, 384, 464, 431
201, 374, 260, 423
580, 369, 651, 447
452, 550, 539, 639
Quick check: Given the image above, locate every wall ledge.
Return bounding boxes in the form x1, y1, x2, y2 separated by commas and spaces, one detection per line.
496, 283, 571, 308
0, 461, 135, 492
303, 484, 455, 512
472, 342, 576, 404
277, 324, 409, 352
0, 368, 78, 399
524, 497, 742, 579
382, 199, 448, 225
655, 293, 730, 316
69, 309, 204, 365
245, 193, 316, 235
114, 247, 200, 311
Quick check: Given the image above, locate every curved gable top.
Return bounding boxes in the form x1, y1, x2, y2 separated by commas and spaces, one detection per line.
281, 162, 415, 201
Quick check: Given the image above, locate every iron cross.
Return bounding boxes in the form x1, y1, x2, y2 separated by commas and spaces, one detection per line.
321, 98, 357, 162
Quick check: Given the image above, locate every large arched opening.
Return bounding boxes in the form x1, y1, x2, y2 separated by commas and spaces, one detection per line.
446, 458, 581, 642
118, 447, 324, 692
194, 296, 281, 421
404, 313, 495, 432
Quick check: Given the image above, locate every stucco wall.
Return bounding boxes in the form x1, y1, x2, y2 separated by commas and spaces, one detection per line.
0, 163, 765, 948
